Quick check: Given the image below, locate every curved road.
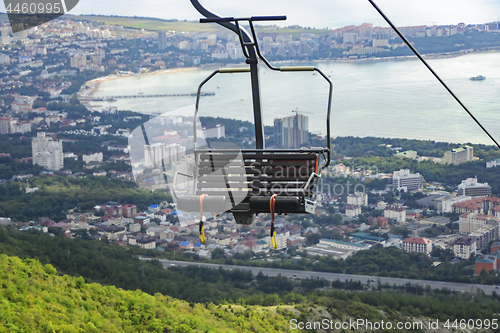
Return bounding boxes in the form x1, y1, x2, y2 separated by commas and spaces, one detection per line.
141, 258, 498, 295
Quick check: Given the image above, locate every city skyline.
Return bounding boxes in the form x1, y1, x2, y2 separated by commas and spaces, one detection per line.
2, 0, 498, 30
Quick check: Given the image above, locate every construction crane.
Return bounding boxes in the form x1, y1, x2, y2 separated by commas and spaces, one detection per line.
292, 108, 314, 115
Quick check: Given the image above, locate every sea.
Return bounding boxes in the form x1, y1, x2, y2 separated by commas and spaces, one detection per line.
92, 52, 500, 145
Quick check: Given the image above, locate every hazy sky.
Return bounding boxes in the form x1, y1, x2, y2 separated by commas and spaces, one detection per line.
2, 0, 500, 29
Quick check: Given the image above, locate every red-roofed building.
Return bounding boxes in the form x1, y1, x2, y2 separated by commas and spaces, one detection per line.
403, 236, 432, 254
475, 254, 497, 275
42, 219, 55, 227
122, 204, 137, 218
368, 216, 376, 226
377, 216, 389, 228
243, 241, 259, 252
491, 241, 500, 255
459, 212, 500, 234
452, 196, 500, 216
242, 235, 258, 243
228, 232, 240, 241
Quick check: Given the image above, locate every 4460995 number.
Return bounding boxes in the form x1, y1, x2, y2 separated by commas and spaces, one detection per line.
444, 319, 498, 330
5, 2, 62, 14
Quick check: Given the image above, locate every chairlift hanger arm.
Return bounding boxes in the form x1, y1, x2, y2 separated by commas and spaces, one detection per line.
368, 0, 500, 150
200, 16, 287, 23
190, 0, 265, 149
190, 0, 249, 40
190, 0, 332, 163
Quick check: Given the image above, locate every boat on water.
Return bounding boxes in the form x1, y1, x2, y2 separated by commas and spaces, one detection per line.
470, 75, 485, 81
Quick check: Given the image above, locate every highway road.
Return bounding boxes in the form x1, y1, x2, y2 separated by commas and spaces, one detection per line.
140, 258, 499, 295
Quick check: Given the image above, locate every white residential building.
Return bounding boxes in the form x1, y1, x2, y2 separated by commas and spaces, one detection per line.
0, 117, 18, 134
267, 233, 287, 250
0, 53, 10, 65
197, 124, 225, 139
347, 192, 368, 206
137, 237, 156, 249
469, 225, 499, 250
83, 152, 103, 164
384, 205, 406, 223
32, 132, 63, 171
403, 236, 432, 254
440, 195, 472, 213
213, 234, 231, 247
345, 205, 361, 217
453, 237, 476, 259
457, 178, 492, 197
459, 212, 500, 235
144, 142, 186, 168
486, 158, 500, 168
70, 55, 87, 68
392, 169, 424, 192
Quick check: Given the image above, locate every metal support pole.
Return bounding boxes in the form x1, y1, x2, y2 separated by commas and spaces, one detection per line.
249, 61, 264, 149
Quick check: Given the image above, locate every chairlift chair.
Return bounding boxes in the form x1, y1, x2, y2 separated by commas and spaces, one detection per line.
174, 0, 333, 248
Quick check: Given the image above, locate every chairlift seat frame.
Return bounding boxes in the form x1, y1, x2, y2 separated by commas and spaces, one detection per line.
175, 2, 333, 227
176, 148, 328, 223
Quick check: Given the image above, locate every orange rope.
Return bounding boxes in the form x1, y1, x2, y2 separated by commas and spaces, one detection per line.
199, 193, 207, 220
314, 156, 319, 174
270, 194, 278, 222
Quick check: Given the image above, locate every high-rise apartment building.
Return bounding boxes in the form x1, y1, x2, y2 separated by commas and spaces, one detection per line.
0, 117, 18, 134
274, 113, 309, 149
443, 145, 473, 165
32, 132, 63, 171
144, 142, 186, 168
158, 31, 170, 50
70, 55, 87, 68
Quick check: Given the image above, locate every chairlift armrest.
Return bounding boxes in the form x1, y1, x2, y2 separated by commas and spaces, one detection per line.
303, 172, 320, 194
279, 66, 315, 72
219, 68, 251, 73
172, 172, 194, 200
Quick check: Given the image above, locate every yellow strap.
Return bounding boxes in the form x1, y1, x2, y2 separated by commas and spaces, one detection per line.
271, 231, 277, 249
200, 225, 205, 244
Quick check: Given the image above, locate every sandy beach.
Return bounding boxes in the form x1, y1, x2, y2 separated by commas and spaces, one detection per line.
78, 67, 200, 108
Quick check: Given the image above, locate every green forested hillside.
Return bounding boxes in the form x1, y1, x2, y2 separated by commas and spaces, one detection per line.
0, 254, 295, 332
0, 176, 170, 222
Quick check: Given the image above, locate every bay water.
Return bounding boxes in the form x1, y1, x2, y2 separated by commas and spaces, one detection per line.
93, 52, 500, 144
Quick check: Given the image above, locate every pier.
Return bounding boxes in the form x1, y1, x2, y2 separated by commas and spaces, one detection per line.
92, 92, 215, 101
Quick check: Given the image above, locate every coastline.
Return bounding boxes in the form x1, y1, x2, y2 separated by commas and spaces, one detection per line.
276, 47, 500, 65
79, 47, 499, 110
78, 67, 200, 109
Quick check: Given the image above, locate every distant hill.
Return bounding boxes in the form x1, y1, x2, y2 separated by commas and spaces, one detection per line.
65, 14, 221, 33
0, 254, 296, 332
